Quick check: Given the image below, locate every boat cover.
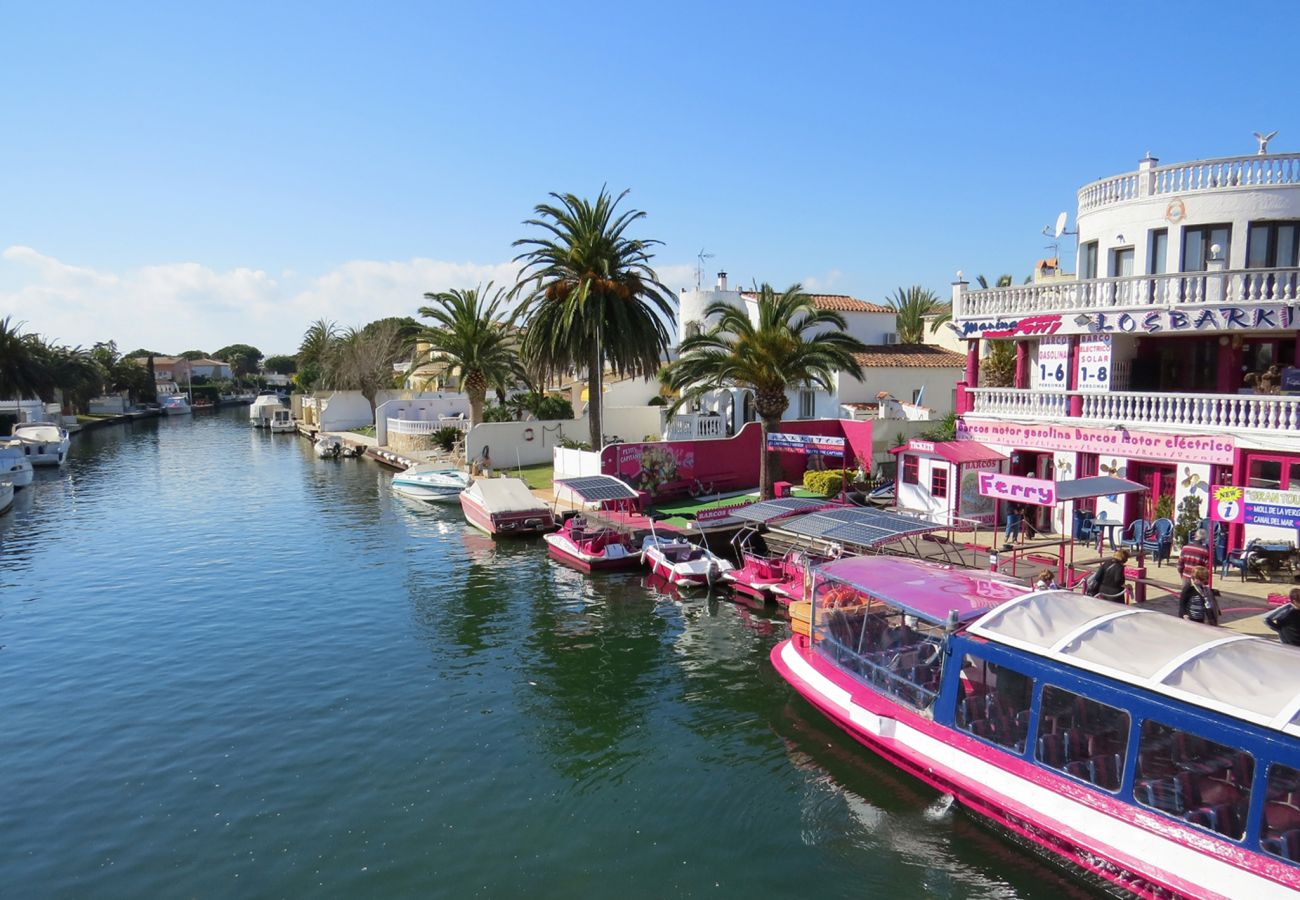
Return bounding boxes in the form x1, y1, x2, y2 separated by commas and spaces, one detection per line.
813, 556, 1030, 625
969, 592, 1300, 736
773, 507, 939, 548
466, 478, 550, 514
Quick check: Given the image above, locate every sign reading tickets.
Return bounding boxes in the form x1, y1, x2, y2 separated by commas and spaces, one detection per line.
1076, 334, 1112, 392
955, 419, 1234, 465
977, 472, 1056, 506
1037, 336, 1070, 391
1210, 484, 1300, 529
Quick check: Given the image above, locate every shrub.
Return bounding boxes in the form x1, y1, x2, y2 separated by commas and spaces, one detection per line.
557, 436, 591, 451
533, 394, 574, 420
482, 403, 515, 423
804, 469, 847, 497
647, 395, 667, 406
432, 426, 462, 452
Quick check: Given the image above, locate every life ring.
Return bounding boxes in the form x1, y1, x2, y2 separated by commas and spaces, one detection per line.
523, 427, 535, 442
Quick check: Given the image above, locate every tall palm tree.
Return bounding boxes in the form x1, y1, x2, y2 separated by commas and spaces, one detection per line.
319, 321, 408, 413
412, 284, 523, 426
885, 285, 943, 343
0, 317, 52, 401
663, 283, 867, 500
296, 318, 339, 391
975, 274, 1014, 289
513, 188, 676, 449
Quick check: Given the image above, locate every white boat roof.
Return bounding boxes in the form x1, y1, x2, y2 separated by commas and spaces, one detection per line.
466, 477, 549, 513
968, 592, 1300, 737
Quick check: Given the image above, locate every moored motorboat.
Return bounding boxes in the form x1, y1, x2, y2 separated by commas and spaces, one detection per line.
0, 440, 34, 488
459, 477, 554, 536
314, 435, 347, 459
159, 394, 192, 415
640, 533, 734, 589
249, 392, 285, 427
11, 422, 70, 467
269, 409, 295, 433
544, 515, 639, 572
772, 555, 1300, 898
391, 463, 472, 504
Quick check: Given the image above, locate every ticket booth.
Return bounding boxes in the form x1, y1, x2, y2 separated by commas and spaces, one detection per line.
891, 439, 1007, 526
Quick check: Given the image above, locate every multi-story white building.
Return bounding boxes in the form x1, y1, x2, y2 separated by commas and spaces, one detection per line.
947, 144, 1300, 546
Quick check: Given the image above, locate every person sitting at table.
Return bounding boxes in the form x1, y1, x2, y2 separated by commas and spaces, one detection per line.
1179, 566, 1219, 626
1178, 528, 1210, 579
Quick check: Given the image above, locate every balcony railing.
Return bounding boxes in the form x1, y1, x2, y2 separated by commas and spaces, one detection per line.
969, 388, 1300, 434
956, 268, 1300, 321
663, 413, 727, 440
1078, 153, 1300, 213
387, 416, 471, 435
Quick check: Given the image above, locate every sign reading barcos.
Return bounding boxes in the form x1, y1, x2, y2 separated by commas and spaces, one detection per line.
1037, 336, 1070, 391
1076, 334, 1112, 392
977, 472, 1056, 507
956, 419, 1234, 465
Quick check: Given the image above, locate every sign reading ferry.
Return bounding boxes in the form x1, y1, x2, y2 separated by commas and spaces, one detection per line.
977, 472, 1056, 507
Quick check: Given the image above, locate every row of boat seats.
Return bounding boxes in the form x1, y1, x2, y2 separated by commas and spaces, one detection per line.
1263, 829, 1300, 862
1135, 773, 1249, 837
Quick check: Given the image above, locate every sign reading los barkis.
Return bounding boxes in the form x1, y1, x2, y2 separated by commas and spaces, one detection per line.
955, 419, 1234, 465
977, 472, 1056, 506
958, 302, 1295, 338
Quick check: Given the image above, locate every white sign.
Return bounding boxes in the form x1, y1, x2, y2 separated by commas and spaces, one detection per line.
1037, 336, 1070, 391
1077, 334, 1112, 393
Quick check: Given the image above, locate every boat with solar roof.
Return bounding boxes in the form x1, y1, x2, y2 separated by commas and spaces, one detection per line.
772, 555, 1300, 898
543, 475, 643, 572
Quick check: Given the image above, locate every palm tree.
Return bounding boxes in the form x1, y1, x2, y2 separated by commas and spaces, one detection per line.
513, 188, 676, 448
972, 276, 1016, 387
0, 317, 52, 401
975, 274, 1014, 289
885, 285, 943, 343
296, 318, 339, 391
411, 284, 523, 426
319, 321, 407, 413
663, 283, 867, 499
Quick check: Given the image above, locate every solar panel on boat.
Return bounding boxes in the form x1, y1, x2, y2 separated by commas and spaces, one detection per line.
554, 475, 640, 502
775, 507, 938, 548
731, 498, 827, 523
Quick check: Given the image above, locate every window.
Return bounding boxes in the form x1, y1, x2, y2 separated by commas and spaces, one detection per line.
1035, 686, 1130, 791
931, 467, 948, 499
1247, 221, 1300, 268
1246, 455, 1300, 490
1133, 719, 1253, 840
1181, 224, 1231, 271
1148, 229, 1168, 275
1110, 246, 1134, 277
955, 653, 1035, 753
1076, 453, 1099, 515
799, 389, 816, 419
1261, 762, 1300, 864
902, 455, 918, 485
1080, 241, 1099, 279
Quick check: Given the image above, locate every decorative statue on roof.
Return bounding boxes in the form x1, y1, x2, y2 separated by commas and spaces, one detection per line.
1254, 130, 1278, 155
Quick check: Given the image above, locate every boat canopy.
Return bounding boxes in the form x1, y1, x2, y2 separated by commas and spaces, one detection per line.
813, 556, 1031, 625
467, 478, 550, 514
774, 507, 939, 548
1053, 476, 1146, 501
731, 497, 831, 524
554, 475, 640, 503
969, 592, 1300, 736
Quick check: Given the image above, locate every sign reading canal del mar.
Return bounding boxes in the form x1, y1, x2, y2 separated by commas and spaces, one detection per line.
955, 419, 1234, 465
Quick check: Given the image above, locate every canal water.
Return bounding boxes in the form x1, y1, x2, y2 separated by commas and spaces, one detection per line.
0, 410, 1097, 898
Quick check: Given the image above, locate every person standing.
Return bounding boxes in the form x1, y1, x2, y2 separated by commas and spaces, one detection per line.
1088, 549, 1129, 603
1178, 566, 1219, 626
1005, 502, 1026, 546
1266, 588, 1300, 646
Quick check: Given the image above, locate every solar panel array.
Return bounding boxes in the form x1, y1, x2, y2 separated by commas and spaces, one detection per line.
775, 507, 939, 548
554, 475, 640, 503
731, 497, 828, 524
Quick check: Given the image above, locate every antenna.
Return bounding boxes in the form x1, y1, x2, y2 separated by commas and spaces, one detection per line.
1054, 211, 1067, 239
1042, 211, 1075, 239
695, 248, 714, 289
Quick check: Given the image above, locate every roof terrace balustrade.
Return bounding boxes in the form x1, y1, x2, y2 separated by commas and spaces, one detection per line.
955, 268, 1300, 321
1078, 152, 1300, 213
968, 388, 1300, 434
663, 412, 727, 441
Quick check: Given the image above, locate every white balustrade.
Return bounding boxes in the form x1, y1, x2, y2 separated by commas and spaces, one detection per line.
969, 388, 1300, 434
663, 413, 727, 440
387, 417, 471, 435
955, 268, 1300, 321
1078, 153, 1300, 213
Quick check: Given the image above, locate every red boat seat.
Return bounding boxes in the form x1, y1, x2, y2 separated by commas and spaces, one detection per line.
1038, 733, 1066, 768
1263, 829, 1300, 862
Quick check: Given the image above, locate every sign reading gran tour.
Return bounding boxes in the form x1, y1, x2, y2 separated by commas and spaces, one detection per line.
956, 419, 1234, 465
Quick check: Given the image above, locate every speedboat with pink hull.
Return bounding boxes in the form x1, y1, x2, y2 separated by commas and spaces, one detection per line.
721, 498, 834, 602
772, 555, 1300, 898
639, 534, 733, 589
544, 516, 640, 573
459, 477, 555, 537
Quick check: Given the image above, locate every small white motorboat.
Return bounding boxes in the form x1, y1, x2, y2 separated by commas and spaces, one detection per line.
249, 392, 286, 427
0, 439, 34, 488
641, 533, 734, 589
391, 463, 473, 504
315, 435, 345, 459
269, 409, 296, 433
159, 394, 192, 415
11, 422, 70, 467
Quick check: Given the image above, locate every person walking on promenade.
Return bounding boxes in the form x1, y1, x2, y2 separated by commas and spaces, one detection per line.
1178, 566, 1219, 626
1265, 588, 1300, 646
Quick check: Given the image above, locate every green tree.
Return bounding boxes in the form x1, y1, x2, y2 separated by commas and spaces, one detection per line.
212, 344, 263, 378
178, 349, 209, 360
412, 284, 523, 427
264, 354, 298, 375
885, 285, 943, 344
296, 319, 339, 392
975, 274, 1014, 289
513, 188, 676, 448
319, 321, 406, 413
972, 275, 1016, 388
124, 348, 163, 359
663, 283, 867, 499
0, 318, 52, 401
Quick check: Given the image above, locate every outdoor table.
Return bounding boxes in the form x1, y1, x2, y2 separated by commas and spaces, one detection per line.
1252, 542, 1299, 580
1090, 516, 1125, 552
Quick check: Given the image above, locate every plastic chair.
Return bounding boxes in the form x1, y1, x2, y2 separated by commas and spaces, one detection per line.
1119, 518, 1147, 552
1142, 517, 1174, 566
1222, 538, 1262, 581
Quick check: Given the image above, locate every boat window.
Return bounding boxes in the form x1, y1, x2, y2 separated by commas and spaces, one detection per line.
1035, 685, 1129, 791
1133, 719, 1252, 841
955, 653, 1035, 754
813, 578, 945, 712
1261, 763, 1300, 864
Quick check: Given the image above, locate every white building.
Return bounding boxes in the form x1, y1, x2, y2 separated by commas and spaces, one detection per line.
945, 142, 1300, 548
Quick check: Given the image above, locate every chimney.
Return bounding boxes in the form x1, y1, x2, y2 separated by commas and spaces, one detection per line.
716, 271, 728, 291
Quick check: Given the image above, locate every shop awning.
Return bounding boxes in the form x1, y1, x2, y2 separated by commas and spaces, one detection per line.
1053, 476, 1146, 501
890, 438, 1008, 464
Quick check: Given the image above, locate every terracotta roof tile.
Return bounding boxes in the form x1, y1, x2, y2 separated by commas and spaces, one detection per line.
739, 291, 891, 314
852, 345, 966, 368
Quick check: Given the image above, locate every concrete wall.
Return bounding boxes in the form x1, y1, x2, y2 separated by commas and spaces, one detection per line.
315, 391, 374, 432
462, 407, 664, 467
838, 367, 962, 416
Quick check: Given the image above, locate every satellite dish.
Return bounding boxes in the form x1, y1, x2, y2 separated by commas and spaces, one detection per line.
1054, 212, 1068, 239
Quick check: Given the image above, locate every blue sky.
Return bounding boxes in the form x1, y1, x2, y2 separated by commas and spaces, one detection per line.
0, 1, 1291, 355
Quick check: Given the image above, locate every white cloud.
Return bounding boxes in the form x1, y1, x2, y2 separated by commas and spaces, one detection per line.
801, 269, 845, 293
